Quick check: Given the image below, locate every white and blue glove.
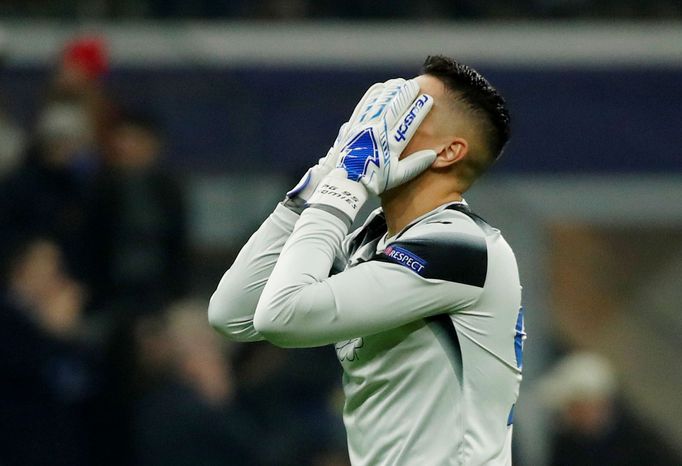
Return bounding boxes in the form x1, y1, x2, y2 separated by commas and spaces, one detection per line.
286, 82, 386, 205
307, 78, 436, 222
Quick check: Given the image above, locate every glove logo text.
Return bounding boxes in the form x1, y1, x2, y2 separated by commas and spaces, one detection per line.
394, 95, 431, 143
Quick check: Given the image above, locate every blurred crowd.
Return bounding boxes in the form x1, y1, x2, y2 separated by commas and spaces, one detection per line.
0, 0, 681, 20
1, 35, 680, 466
0, 36, 347, 466
533, 352, 680, 466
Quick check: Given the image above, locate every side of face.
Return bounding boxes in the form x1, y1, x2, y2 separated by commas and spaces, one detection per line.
401, 75, 475, 170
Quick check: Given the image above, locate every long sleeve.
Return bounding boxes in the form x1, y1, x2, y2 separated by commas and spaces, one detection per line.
208, 203, 300, 341
253, 207, 485, 348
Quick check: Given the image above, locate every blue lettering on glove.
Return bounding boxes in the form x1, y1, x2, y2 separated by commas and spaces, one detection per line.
394, 95, 430, 143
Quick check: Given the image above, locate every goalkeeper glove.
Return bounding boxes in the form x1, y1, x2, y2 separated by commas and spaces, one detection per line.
285, 82, 386, 205
307, 78, 436, 222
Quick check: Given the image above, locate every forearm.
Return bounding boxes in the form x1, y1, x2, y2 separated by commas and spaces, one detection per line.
217, 78, 437, 344
253, 207, 348, 347
253, 206, 484, 348
208, 202, 299, 341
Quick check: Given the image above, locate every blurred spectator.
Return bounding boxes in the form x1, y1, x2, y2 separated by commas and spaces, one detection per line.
132, 300, 259, 466
50, 35, 118, 151
0, 97, 95, 279
0, 237, 96, 466
85, 111, 188, 311
539, 352, 680, 466
233, 342, 348, 466
58, 36, 109, 87
129, 301, 348, 466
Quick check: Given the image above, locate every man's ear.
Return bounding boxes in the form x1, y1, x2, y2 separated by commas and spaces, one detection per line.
432, 138, 468, 168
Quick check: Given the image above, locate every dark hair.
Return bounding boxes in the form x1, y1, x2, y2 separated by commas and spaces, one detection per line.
421, 55, 510, 161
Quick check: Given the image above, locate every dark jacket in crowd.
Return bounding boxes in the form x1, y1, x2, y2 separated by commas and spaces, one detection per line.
133, 381, 259, 466
85, 168, 188, 311
550, 405, 681, 466
0, 294, 96, 466
0, 151, 90, 278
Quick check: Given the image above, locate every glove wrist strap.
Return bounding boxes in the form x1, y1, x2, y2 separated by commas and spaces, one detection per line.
307, 174, 368, 223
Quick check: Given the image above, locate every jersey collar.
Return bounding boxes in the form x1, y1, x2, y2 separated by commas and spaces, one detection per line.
393, 199, 469, 240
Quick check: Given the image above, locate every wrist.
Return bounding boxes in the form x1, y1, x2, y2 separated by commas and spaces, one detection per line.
282, 196, 307, 214
307, 171, 368, 223
286, 164, 334, 203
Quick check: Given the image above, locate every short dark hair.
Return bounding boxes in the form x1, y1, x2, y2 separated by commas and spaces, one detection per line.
421, 55, 510, 161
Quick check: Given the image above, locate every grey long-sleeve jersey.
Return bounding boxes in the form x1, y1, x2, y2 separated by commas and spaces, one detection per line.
209, 200, 525, 466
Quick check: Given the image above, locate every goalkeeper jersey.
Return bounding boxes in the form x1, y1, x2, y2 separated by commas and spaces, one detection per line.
209, 200, 524, 466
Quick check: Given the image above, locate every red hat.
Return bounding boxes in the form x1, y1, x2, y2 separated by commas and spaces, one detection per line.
62, 36, 109, 79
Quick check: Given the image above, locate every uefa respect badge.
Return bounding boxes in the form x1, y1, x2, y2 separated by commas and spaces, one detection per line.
384, 244, 427, 274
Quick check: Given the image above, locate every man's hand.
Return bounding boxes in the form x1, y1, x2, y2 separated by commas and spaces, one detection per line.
285, 82, 386, 205
337, 78, 436, 196
307, 78, 436, 222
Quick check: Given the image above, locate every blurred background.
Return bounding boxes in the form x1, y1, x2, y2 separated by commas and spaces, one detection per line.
0, 1, 681, 466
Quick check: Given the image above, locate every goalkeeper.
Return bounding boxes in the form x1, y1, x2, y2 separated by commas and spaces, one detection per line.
209, 55, 524, 466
